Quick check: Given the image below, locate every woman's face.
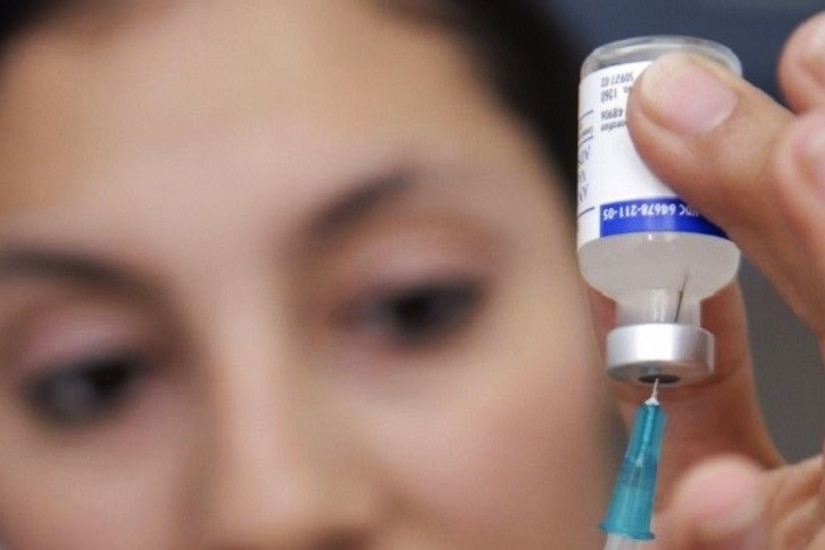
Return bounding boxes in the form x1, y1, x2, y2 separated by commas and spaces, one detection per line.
0, 2, 613, 548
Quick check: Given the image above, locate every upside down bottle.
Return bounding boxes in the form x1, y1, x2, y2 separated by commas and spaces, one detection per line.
577, 36, 742, 385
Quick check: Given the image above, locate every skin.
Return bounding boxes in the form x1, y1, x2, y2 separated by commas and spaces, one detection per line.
624, 10, 825, 549
0, 2, 613, 549
1, 0, 824, 548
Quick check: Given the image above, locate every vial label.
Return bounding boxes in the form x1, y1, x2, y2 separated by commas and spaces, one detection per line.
577, 61, 726, 249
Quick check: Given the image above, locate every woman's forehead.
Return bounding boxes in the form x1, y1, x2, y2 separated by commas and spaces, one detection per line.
0, 1, 501, 213
0, 2, 459, 117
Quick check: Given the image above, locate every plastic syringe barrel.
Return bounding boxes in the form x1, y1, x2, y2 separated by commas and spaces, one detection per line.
603, 533, 643, 550
600, 400, 667, 541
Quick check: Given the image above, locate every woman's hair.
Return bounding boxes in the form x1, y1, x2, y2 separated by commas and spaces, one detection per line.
0, 0, 68, 47
428, 0, 579, 200
0, 0, 579, 201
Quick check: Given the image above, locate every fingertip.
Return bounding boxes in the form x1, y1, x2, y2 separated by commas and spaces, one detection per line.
664, 456, 766, 546
626, 50, 790, 222
633, 53, 739, 138
779, 11, 825, 112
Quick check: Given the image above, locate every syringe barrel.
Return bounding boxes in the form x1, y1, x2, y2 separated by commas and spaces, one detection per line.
603, 533, 643, 550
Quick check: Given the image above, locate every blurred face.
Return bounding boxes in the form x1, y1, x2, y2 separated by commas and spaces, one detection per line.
0, 2, 613, 548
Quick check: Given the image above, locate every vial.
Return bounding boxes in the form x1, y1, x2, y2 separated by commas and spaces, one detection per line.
577, 36, 742, 386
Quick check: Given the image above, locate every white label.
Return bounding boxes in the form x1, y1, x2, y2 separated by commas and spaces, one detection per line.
577, 62, 725, 249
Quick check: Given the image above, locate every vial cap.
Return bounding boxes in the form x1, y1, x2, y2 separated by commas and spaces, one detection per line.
606, 323, 714, 386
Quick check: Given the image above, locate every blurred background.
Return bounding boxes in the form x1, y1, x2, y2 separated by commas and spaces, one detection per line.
546, 0, 825, 461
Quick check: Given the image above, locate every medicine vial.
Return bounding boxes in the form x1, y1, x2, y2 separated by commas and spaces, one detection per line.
577, 36, 741, 385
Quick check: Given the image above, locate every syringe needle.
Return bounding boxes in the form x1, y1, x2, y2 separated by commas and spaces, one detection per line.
645, 378, 660, 406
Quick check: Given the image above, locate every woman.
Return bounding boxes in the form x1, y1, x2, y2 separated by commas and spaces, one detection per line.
0, 1, 822, 548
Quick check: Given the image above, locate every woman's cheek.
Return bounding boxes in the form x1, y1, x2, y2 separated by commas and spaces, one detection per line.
0, 378, 194, 550
359, 332, 610, 548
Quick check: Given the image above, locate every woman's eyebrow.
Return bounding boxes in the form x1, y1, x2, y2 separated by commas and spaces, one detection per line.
310, 167, 417, 238
0, 249, 143, 293
0, 172, 418, 288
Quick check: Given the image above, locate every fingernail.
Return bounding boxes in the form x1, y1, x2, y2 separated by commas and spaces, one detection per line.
639, 53, 738, 136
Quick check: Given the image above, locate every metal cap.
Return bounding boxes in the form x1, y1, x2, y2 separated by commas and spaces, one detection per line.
606, 323, 714, 386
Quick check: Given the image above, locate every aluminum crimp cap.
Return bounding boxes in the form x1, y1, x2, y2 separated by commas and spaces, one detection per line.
606, 323, 714, 386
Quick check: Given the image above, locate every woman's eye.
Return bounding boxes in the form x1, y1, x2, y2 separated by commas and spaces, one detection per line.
350, 281, 483, 347
22, 352, 152, 428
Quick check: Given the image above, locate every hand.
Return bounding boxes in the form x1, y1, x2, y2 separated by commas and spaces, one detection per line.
605, 11, 825, 548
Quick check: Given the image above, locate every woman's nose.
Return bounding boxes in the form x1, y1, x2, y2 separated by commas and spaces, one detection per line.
198, 337, 378, 548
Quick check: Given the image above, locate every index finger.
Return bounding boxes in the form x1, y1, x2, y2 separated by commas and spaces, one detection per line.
779, 11, 825, 113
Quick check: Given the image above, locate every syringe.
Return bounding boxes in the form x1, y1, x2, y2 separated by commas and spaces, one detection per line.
600, 380, 667, 549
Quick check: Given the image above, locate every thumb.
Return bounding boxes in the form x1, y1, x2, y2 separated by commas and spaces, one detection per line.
625, 52, 825, 335
657, 456, 767, 549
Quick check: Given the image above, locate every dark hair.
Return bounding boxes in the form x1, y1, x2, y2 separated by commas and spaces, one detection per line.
0, 0, 578, 202
427, 0, 579, 202
0, 0, 68, 48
